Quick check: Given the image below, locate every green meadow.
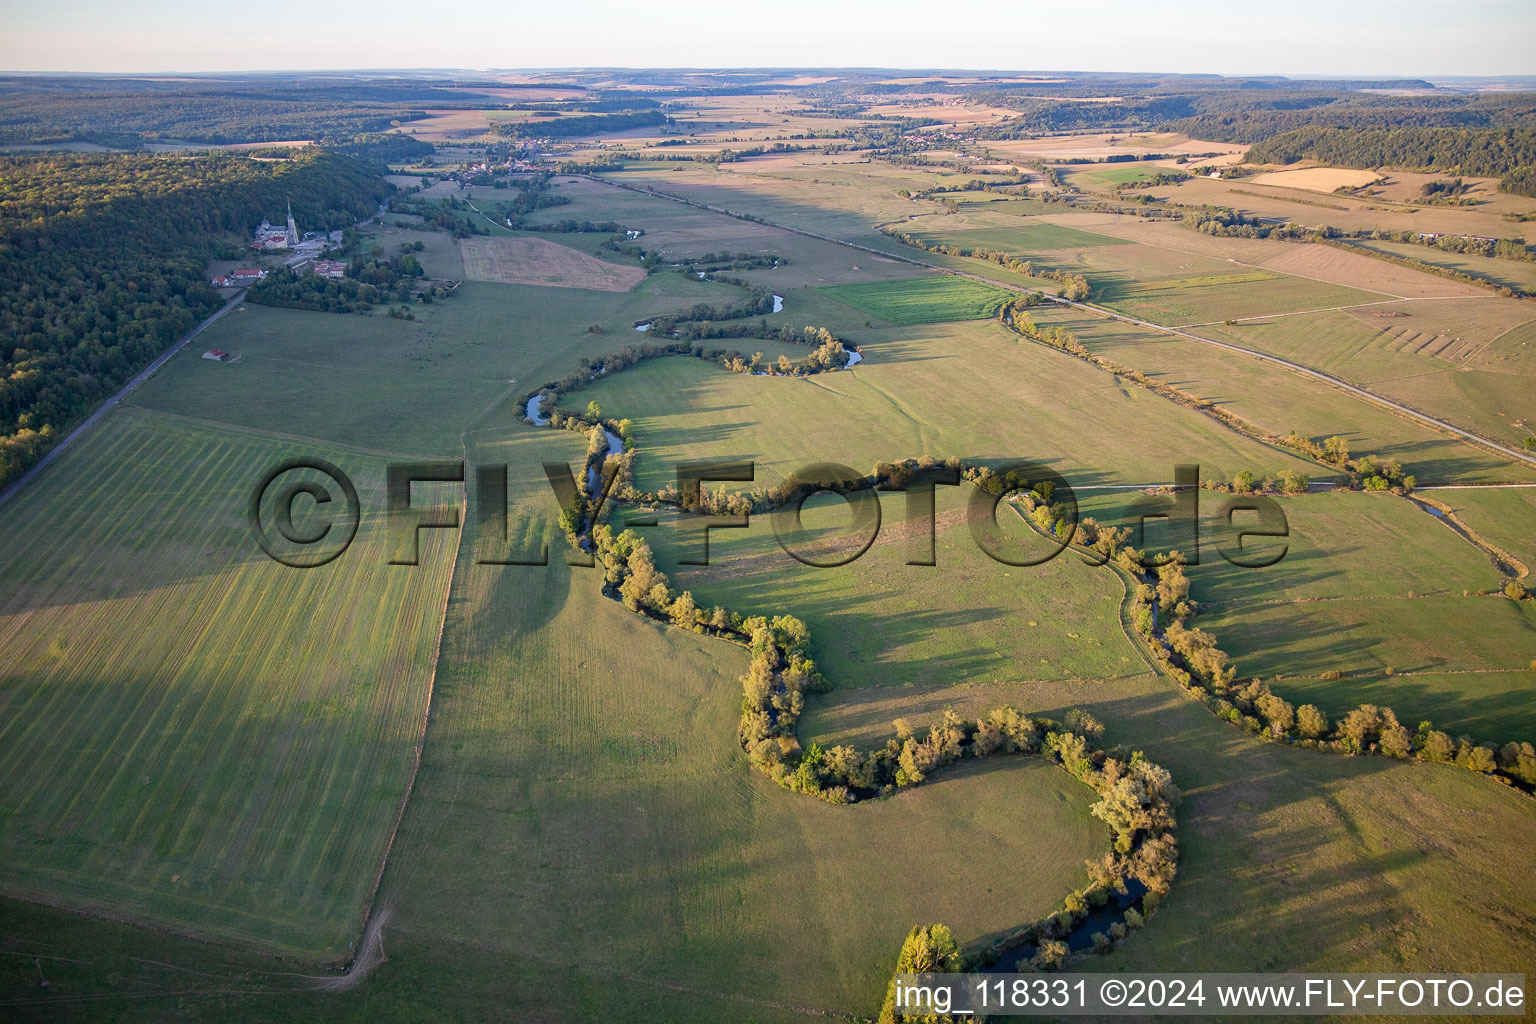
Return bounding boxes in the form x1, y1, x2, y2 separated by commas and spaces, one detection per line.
817, 275, 1016, 324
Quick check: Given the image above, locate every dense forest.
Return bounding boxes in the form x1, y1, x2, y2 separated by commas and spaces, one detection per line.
1245, 127, 1536, 178
0, 151, 389, 488
496, 110, 670, 138
945, 87, 1536, 145
0, 76, 503, 146
316, 132, 436, 169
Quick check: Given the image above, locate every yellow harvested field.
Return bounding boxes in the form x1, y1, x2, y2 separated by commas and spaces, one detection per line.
400, 109, 493, 141
459, 236, 647, 291
1248, 167, 1382, 193
863, 103, 1014, 124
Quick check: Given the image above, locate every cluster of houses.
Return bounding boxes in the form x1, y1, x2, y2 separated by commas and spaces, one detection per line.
310, 260, 348, 279
212, 259, 348, 289
211, 268, 266, 288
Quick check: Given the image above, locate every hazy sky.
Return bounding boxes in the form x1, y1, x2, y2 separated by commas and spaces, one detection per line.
2, 0, 1533, 76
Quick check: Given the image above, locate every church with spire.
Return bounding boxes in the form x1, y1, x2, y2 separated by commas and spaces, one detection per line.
284, 201, 299, 248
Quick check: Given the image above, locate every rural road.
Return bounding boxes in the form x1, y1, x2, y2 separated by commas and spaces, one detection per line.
0, 202, 390, 511
587, 176, 1536, 472
0, 287, 248, 511
1055, 299, 1536, 469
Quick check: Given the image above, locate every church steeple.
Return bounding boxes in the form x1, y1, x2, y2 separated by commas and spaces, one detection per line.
285, 200, 299, 247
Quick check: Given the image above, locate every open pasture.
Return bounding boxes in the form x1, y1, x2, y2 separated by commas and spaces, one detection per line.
614, 497, 1144, 690
0, 408, 457, 958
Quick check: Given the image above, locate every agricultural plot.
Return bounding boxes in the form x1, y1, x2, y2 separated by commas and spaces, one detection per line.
1076, 216, 1490, 300
1200, 597, 1536, 739
1077, 485, 1536, 737
126, 275, 773, 457
816, 276, 1015, 324
506, 176, 927, 292
1344, 239, 1536, 294
1067, 165, 1166, 187
901, 216, 1134, 256
9, 90, 1536, 1023
0, 408, 457, 958
1183, 490, 1536, 737
460, 236, 647, 291
1247, 168, 1383, 193
1093, 270, 1384, 327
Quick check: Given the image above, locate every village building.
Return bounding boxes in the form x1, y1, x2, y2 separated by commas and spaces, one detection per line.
201, 349, 233, 361
310, 260, 348, 279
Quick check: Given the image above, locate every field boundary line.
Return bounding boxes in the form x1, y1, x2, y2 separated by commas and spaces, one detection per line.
339, 485, 463, 980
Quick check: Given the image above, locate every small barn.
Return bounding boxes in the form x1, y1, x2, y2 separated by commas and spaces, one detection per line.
202, 349, 233, 362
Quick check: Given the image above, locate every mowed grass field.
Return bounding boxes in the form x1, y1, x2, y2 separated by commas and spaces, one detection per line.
0, 408, 457, 958
902, 208, 1390, 326
817, 276, 1015, 324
